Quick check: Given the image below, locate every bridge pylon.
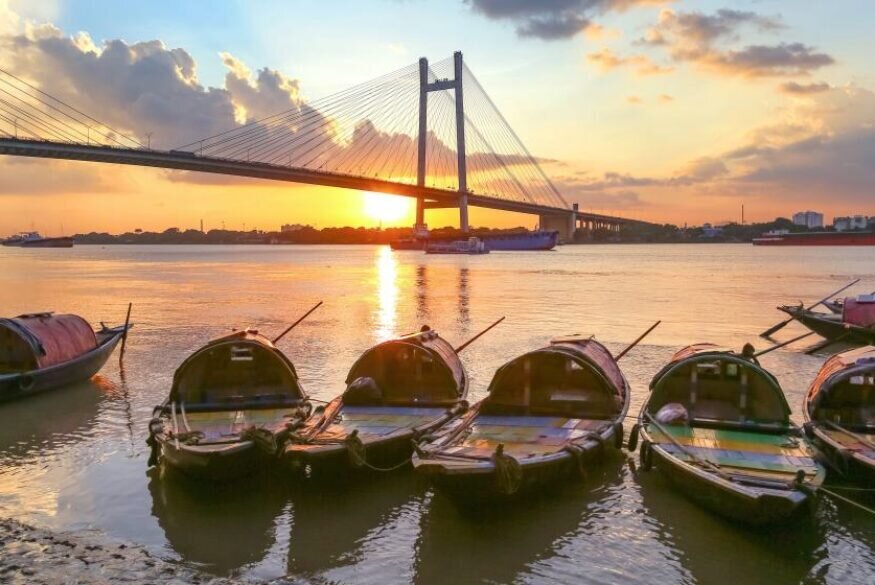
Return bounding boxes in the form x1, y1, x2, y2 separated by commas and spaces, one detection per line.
417, 51, 469, 234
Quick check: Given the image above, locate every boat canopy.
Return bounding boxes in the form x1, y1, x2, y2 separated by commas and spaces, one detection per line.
481, 336, 627, 419
343, 328, 466, 407
648, 344, 791, 426
843, 296, 875, 327
170, 329, 305, 410
0, 313, 97, 373
806, 346, 875, 429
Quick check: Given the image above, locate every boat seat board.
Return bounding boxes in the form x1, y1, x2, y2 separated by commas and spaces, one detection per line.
822, 429, 875, 456
444, 416, 608, 458
174, 408, 297, 442
302, 406, 450, 443
648, 424, 820, 475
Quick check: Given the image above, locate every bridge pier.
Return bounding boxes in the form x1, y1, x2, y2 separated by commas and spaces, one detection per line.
540, 211, 577, 244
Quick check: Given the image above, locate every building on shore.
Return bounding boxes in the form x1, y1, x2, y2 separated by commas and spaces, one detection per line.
833, 215, 870, 231
281, 223, 310, 233
792, 211, 824, 229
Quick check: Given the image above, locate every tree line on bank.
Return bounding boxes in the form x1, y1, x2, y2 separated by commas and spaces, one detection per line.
70, 217, 808, 245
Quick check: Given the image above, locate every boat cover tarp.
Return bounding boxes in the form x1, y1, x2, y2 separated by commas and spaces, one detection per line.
843, 297, 875, 327
344, 329, 465, 407
482, 337, 627, 419
806, 346, 875, 427
0, 313, 96, 371
649, 344, 790, 425
171, 329, 305, 408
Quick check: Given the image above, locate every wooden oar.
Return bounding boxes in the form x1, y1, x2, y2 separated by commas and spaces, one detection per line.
454, 316, 505, 353
643, 412, 727, 478
273, 301, 323, 343
761, 279, 860, 337
614, 320, 661, 361
805, 332, 852, 355
823, 420, 875, 451
119, 302, 132, 363
752, 331, 816, 358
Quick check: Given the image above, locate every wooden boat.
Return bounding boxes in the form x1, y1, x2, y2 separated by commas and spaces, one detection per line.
0, 312, 130, 401
412, 335, 629, 502
281, 327, 468, 473
633, 344, 826, 524
803, 346, 875, 481
148, 329, 311, 481
777, 297, 875, 345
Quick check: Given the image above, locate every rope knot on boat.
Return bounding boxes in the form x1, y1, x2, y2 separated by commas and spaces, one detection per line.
492, 443, 522, 495
173, 430, 204, 445
345, 429, 367, 468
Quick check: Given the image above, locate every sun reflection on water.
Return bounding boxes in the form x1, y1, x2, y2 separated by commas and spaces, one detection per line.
375, 246, 398, 340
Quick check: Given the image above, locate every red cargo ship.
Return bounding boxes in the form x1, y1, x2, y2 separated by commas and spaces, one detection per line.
752, 231, 875, 246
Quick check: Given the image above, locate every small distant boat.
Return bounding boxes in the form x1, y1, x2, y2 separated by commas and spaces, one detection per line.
148, 329, 312, 481
0, 312, 130, 401
391, 230, 558, 251
803, 346, 875, 481
413, 335, 629, 503
632, 344, 825, 524
777, 295, 875, 346
281, 327, 469, 474
425, 237, 489, 255
752, 231, 875, 246
2, 231, 74, 248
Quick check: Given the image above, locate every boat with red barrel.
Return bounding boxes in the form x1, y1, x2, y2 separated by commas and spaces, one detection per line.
0, 311, 131, 401
752, 230, 875, 246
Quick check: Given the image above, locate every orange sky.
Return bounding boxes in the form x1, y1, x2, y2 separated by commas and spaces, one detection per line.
1, 1, 873, 234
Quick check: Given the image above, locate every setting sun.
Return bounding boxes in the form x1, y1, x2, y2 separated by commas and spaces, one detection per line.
362, 192, 413, 225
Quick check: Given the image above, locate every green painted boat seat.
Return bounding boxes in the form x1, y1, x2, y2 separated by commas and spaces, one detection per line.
650, 425, 821, 477
174, 408, 299, 443
441, 416, 607, 458
312, 405, 449, 442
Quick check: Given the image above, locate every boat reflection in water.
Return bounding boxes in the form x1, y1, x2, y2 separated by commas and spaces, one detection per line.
414, 455, 631, 585
0, 378, 105, 467
147, 467, 287, 575
287, 472, 427, 582
635, 467, 825, 584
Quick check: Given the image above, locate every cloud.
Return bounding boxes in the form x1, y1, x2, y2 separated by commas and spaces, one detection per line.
466, 0, 670, 41
778, 81, 831, 95
657, 93, 673, 103
586, 48, 673, 75
640, 8, 833, 78
625, 95, 643, 105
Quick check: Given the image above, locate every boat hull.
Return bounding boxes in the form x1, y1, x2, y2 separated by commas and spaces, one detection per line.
643, 437, 814, 524
778, 306, 875, 344
159, 439, 263, 482
0, 330, 123, 401
805, 425, 875, 483
753, 232, 875, 246
416, 435, 616, 504
391, 231, 559, 252
2, 236, 74, 247
284, 431, 420, 475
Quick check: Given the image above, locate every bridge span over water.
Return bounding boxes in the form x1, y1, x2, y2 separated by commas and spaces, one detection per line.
0, 52, 644, 240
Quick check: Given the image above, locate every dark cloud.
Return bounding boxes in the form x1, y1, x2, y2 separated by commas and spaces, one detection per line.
466, 0, 668, 40
778, 81, 831, 95
641, 9, 833, 78
705, 43, 834, 77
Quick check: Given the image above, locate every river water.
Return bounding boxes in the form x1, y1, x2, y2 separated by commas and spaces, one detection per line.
0, 244, 873, 584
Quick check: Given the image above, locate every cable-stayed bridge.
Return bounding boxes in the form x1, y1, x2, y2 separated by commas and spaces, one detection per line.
0, 52, 641, 240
